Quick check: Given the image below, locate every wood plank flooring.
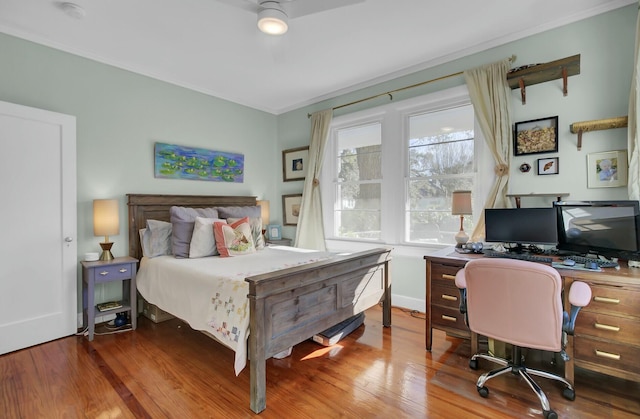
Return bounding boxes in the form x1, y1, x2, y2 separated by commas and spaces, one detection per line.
1, 306, 638, 418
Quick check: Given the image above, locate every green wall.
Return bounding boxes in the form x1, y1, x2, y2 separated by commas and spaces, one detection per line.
276, 5, 637, 310
0, 5, 636, 311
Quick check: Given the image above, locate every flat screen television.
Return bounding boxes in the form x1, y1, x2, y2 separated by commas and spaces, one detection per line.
484, 207, 558, 252
553, 200, 640, 260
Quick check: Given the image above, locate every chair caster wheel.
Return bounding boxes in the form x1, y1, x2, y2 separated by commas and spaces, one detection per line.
477, 386, 489, 398
544, 409, 558, 419
562, 387, 575, 401
469, 359, 478, 370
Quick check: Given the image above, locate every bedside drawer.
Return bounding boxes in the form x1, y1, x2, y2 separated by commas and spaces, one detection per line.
584, 284, 640, 317
431, 305, 468, 331
575, 336, 640, 375
93, 263, 134, 282
431, 282, 462, 309
575, 311, 640, 347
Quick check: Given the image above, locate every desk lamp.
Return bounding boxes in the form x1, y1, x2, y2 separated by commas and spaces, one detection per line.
451, 190, 472, 248
93, 199, 119, 261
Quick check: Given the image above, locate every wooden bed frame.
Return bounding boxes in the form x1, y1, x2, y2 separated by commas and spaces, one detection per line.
127, 194, 392, 413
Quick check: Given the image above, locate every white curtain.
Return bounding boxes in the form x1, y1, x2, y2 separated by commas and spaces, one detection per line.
463, 58, 513, 241
629, 0, 640, 200
294, 109, 333, 250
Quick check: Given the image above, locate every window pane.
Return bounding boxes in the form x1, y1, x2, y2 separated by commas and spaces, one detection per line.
337, 123, 382, 182
335, 183, 380, 239
406, 103, 476, 245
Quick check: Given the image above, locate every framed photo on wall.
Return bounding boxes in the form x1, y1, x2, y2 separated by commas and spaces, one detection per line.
514, 116, 559, 156
282, 194, 302, 225
537, 157, 559, 175
282, 146, 309, 182
587, 150, 628, 188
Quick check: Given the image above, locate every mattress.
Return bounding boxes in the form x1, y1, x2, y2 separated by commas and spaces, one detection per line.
136, 246, 332, 375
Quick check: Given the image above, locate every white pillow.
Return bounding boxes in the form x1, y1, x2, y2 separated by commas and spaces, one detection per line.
189, 217, 226, 258
139, 228, 150, 258
227, 217, 265, 250
146, 219, 172, 257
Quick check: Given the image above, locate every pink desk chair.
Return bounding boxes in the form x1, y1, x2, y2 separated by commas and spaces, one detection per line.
455, 258, 592, 419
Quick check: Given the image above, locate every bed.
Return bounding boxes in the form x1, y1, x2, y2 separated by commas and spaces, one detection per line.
127, 193, 392, 413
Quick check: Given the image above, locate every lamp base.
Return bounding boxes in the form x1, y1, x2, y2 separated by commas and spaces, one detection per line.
455, 230, 469, 248
99, 242, 114, 261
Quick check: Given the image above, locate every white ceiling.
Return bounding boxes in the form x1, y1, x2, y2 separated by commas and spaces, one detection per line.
0, 0, 634, 115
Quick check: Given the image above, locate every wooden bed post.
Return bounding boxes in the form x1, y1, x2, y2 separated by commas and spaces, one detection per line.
248, 295, 267, 414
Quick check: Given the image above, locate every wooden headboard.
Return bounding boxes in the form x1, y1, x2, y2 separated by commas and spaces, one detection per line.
127, 194, 257, 260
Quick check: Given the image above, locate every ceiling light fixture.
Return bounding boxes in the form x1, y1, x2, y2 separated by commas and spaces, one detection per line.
60, 2, 86, 20
257, 1, 288, 35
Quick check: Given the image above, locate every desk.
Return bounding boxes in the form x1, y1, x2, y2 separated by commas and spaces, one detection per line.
424, 247, 640, 384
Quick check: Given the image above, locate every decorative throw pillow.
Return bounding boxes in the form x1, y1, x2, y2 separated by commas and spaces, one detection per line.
146, 219, 172, 257
213, 217, 256, 257
227, 217, 265, 250
170, 206, 219, 258
189, 217, 226, 258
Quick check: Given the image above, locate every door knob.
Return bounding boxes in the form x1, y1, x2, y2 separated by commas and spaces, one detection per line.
64, 237, 73, 242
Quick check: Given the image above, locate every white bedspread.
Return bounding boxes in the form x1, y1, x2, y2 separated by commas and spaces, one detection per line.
136, 246, 332, 375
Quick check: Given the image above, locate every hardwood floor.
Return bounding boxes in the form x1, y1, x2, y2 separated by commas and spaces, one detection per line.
1, 306, 638, 418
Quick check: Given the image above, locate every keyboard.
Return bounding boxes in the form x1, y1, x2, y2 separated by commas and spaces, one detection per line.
483, 249, 553, 263
560, 255, 619, 268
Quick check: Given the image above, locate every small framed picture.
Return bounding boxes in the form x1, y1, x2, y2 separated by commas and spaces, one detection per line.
514, 116, 559, 156
282, 194, 303, 225
282, 146, 309, 182
537, 157, 559, 175
266, 224, 282, 240
587, 150, 628, 188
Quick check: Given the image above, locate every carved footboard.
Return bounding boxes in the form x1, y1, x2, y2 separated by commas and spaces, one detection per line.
245, 247, 392, 413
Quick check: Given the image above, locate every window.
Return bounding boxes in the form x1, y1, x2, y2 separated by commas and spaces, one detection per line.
322, 86, 485, 247
333, 122, 382, 240
406, 105, 475, 244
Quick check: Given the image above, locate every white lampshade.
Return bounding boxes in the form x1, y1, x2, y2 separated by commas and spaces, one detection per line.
93, 199, 119, 260
257, 200, 270, 226
257, 2, 288, 35
451, 190, 472, 215
93, 199, 119, 236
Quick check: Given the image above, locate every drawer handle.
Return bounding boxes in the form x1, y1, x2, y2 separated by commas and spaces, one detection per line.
594, 323, 620, 332
99, 271, 109, 276
441, 315, 457, 322
595, 350, 621, 361
593, 296, 620, 304
442, 274, 456, 281
119, 268, 128, 273
441, 294, 458, 302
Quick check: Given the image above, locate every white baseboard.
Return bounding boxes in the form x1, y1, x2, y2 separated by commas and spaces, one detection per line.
392, 293, 425, 313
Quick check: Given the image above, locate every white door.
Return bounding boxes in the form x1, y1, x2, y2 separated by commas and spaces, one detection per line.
0, 100, 77, 354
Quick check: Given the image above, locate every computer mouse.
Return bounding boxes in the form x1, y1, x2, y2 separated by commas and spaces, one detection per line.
563, 259, 576, 266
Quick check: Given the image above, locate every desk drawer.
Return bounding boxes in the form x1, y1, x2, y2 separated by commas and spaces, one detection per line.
584, 284, 640, 317
574, 336, 640, 375
432, 282, 462, 309
430, 263, 462, 283
431, 305, 468, 331
575, 311, 640, 347
93, 263, 134, 282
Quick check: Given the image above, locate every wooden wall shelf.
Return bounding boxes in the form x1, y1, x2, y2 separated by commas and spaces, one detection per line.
569, 116, 628, 150
507, 54, 580, 104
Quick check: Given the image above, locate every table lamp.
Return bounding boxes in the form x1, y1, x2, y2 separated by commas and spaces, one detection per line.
451, 190, 472, 248
257, 200, 270, 240
93, 199, 119, 261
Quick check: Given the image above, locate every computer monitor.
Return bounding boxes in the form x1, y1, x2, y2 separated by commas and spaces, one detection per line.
553, 200, 640, 260
485, 207, 558, 252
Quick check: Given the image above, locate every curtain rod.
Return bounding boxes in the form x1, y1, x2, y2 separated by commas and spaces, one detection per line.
308, 55, 516, 118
